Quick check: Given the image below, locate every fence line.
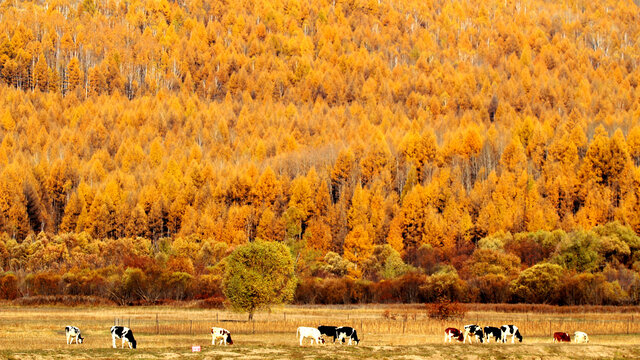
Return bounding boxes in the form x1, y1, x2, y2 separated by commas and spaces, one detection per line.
105, 314, 640, 337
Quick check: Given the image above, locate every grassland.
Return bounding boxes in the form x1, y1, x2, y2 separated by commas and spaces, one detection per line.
1, 304, 640, 359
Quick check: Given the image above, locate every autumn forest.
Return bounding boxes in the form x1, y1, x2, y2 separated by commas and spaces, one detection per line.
1, 0, 640, 306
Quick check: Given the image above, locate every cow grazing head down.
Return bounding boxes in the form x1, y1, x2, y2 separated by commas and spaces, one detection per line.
444, 328, 464, 343
574, 331, 589, 344
317, 326, 338, 343
211, 327, 233, 345
500, 325, 523, 343
336, 327, 359, 345
553, 332, 571, 343
110, 326, 136, 349
463, 325, 484, 344
65, 326, 84, 345
297, 327, 325, 346
484, 326, 502, 343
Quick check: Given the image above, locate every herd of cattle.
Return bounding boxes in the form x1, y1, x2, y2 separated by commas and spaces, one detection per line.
64, 323, 591, 349
444, 324, 589, 344
64, 324, 360, 348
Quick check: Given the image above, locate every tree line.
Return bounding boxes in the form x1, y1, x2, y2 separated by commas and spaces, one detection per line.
1, 0, 640, 305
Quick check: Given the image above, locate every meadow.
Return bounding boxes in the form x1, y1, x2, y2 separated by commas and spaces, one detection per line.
1, 304, 640, 359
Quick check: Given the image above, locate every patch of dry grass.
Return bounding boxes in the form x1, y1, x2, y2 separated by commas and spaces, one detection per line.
1, 305, 640, 359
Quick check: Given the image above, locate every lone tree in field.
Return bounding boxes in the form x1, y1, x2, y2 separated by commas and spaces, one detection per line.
223, 240, 297, 320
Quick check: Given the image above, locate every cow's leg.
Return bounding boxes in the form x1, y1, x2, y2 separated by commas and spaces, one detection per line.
112, 336, 116, 348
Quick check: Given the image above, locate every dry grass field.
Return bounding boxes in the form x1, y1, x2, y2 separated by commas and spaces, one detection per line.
1, 304, 640, 359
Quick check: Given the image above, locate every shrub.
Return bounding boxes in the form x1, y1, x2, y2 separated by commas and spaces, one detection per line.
0, 272, 19, 299
426, 298, 467, 320
199, 296, 225, 309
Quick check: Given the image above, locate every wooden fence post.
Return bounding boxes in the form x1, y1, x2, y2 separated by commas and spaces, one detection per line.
156, 314, 159, 334
190, 320, 193, 335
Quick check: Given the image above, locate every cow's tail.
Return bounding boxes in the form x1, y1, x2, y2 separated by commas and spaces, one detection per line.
296, 327, 300, 340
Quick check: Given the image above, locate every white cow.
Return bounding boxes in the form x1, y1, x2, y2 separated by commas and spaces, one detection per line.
65, 326, 84, 344
574, 331, 589, 344
296, 326, 325, 346
211, 327, 233, 345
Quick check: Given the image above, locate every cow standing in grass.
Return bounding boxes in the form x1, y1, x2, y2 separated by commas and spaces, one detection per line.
444, 328, 464, 343
500, 325, 523, 343
553, 332, 571, 343
463, 325, 484, 344
211, 327, 233, 345
574, 331, 589, 343
297, 327, 325, 346
336, 326, 360, 345
110, 326, 137, 349
65, 326, 84, 344
484, 326, 502, 343
318, 325, 338, 343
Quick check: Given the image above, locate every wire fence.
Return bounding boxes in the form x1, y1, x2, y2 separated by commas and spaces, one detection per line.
104, 312, 640, 338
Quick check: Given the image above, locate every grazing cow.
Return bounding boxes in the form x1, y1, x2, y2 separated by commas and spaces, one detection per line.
318, 325, 338, 343
444, 327, 464, 343
65, 326, 84, 344
336, 326, 360, 345
211, 327, 233, 345
500, 325, 523, 343
297, 327, 325, 346
574, 331, 589, 344
463, 324, 484, 344
553, 332, 571, 343
484, 326, 503, 343
110, 326, 137, 349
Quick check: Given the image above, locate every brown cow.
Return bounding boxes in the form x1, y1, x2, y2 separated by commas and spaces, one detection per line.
553, 332, 570, 343
444, 328, 464, 343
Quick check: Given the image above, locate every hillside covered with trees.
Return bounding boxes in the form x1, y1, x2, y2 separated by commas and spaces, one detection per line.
1, 0, 640, 305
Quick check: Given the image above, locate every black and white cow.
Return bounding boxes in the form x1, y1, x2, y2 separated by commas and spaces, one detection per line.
484, 326, 502, 343
463, 324, 484, 344
211, 327, 233, 345
110, 326, 137, 349
336, 326, 360, 345
500, 325, 523, 343
65, 326, 84, 344
318, 325, 338, 343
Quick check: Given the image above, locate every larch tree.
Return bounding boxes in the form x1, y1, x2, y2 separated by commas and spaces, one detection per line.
223, 240, 297, 320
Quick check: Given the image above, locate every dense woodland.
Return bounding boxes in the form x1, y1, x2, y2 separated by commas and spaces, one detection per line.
1, 0, 640, 305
